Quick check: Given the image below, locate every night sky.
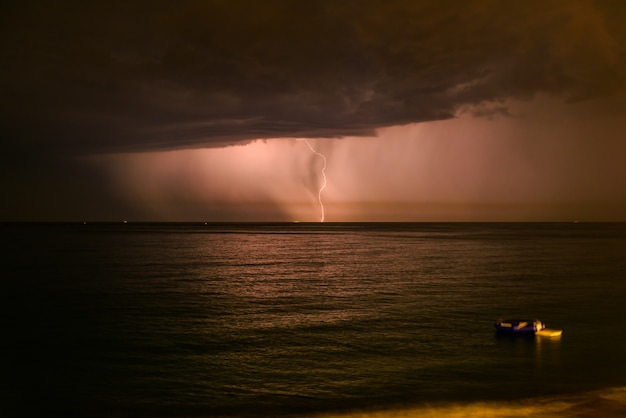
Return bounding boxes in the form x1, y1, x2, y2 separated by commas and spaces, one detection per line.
2, 0, 626, 221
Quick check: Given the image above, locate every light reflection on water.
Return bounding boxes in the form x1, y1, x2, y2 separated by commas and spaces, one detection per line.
315, 386, 626, 418
2, 222, 626, 417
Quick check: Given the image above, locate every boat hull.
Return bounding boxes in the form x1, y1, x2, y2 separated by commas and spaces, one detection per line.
536, 328, 563, 337
494, 319, 545, 334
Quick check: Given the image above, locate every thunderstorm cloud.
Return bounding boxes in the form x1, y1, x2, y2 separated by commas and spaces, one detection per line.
3, 0, 626, 221
3, 0, 625, 156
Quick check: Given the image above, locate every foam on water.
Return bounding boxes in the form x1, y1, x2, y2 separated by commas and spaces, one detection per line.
315, 387, 626, 418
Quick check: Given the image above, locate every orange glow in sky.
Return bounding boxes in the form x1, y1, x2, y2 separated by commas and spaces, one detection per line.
89, 97, 626, 222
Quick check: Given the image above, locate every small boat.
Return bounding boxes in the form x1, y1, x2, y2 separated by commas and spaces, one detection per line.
494, 319, 545, 334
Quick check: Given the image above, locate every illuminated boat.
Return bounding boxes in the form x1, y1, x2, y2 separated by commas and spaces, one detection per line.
494, 319, 545, 334
536, 328, 563, 337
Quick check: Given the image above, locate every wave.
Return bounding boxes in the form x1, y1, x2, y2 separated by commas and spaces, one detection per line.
313, 386, 626, 418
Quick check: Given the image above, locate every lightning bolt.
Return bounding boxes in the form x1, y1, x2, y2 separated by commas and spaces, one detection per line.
300, 139, 327, 222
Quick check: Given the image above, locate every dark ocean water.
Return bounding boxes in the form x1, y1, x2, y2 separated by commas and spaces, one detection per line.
2, 222, 626, 417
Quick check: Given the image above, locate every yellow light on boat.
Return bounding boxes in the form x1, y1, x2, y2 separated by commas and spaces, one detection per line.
536, 328, 563, 338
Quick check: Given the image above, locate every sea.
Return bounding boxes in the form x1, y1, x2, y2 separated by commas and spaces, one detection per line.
2, 222, 626, 417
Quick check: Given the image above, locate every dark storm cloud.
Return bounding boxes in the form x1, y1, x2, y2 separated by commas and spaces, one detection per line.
2, 0, 625, 156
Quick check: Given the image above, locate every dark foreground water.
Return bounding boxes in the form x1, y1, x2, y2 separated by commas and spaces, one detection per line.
2, 222, 626, 417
